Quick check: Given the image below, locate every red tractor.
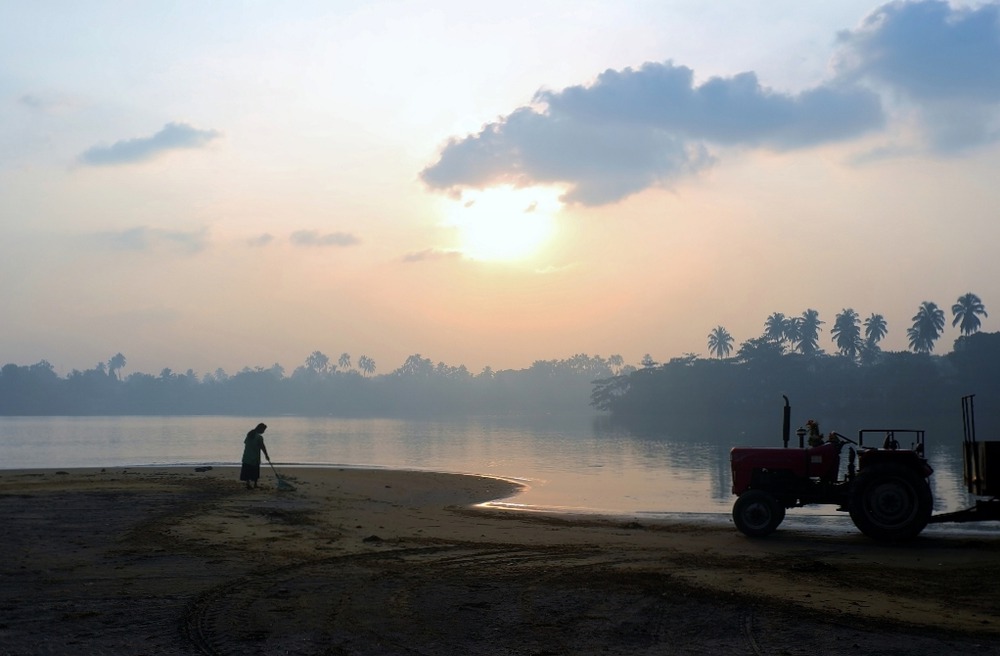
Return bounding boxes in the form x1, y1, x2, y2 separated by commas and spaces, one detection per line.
730, 395, 934, 540
730, 395, 1000, 540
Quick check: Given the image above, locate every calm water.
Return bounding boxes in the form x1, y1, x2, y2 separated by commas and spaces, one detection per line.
0, 414, 993, 533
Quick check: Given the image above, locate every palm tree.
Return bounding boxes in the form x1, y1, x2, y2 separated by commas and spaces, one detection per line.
358, 355, 376, 377
107, 352, 127, 380
795, 309, 824, 356
860, 313, 888, 365
398, 354, 433, 376
831, 308, 861, 359
707, 326, 734, 359
952, 292, 988, 336
763, 312, 795, 349
305, 351, 330, 374
907, 301, 945, 353
863, 313, 888, 346
338, 352, 352, 371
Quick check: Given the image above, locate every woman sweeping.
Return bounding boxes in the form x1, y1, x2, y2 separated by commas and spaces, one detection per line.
240, 422, 270, 489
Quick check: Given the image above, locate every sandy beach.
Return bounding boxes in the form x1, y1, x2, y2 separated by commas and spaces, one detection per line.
1, 466, 998, 655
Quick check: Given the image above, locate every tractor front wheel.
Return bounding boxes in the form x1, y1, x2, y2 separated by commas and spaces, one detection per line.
733, 490, 784, 538
849, 463, 932, 541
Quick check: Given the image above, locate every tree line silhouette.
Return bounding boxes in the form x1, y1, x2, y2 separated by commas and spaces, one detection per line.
3, 293, 996, 436
705, 294, 987, 361
0, 351, 625, 417
594, 294, 1000, 441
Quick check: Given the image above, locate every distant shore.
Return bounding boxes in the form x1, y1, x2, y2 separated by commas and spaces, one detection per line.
1, 466, 998, 655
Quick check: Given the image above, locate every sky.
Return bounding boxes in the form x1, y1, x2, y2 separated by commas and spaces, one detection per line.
3, 0, 1000, 377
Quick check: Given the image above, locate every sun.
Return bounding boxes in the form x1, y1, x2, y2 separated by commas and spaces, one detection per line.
444, 186, 562, 262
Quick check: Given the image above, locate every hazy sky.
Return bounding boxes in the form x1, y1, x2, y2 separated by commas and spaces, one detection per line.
3, 1, 1000, 376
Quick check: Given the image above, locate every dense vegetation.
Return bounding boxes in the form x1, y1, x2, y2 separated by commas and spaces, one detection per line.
594, 333, 1000, 436
3, 295, 997, 439
0, 352, 621, 417
593, 295, 998, 440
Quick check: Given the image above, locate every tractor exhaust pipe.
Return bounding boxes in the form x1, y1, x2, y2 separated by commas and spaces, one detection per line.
782, 395, 790, 448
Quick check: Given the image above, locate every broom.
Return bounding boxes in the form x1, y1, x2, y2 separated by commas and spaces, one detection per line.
266, 457, 296, 491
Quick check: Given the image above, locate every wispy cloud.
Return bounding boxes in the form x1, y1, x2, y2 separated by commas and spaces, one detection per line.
93, 226, 208, 254
19, 93, 79, 115
247, 233, 275, 247
402, 248, 462, 263
421, 61, 882, 206
290, 230, 361, 247
78, 122, 221, 166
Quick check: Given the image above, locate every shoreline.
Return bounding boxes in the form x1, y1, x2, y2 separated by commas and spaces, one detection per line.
2, 466, 999, 654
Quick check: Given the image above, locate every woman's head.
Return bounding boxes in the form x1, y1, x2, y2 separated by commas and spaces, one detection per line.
255, 422, 267, 433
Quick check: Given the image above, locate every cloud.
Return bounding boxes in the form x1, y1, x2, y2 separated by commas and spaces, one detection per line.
838, 1, 1000, 103
421, 61, 882, 206
19, 93, 79, 115
836, 0, 1000, 151
402, 248, 462, 263
247, 233, 275, 247
538, 65, 883, 148
78, 122, 221, 166
93, 226, 208, 254
290, 230, 361, 247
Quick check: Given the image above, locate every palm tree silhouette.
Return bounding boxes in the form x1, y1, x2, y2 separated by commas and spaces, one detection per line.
107, 352, 127, 381
952, 292, 988, 336
795, 309, 824, 356
907, 301, 945, 353
358, 355, 376, 377
831, 309, 861, 359
338, 352, 352, 371
707, 326, 734, 359
305, 351, 330, 375
763, 312, 793, 347
863, 313, 888, 346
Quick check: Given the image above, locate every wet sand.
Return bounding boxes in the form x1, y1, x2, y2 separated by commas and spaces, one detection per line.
1, 466, 998, 655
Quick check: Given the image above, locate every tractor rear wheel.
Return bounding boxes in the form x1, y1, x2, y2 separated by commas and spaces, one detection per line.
849, 463, 932, 541
733, 489, 784, 537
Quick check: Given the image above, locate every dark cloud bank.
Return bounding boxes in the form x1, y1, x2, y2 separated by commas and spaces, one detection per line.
422, 0, 1000, 206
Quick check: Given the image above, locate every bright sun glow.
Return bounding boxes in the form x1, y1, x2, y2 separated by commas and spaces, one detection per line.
445, 186, 562, 262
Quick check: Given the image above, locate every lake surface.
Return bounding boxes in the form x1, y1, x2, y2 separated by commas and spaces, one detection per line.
1, 414, 994, 534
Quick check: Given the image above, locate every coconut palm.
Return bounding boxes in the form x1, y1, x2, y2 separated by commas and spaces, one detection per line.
863, 313, 888, 346
305, 351, 330, 374
907, 301, 945, 353
764, 313, 789, 343
338, 352, 352, 371
107, 352, 127, 380
952, 292, 988, 336
860, 313, 888, 365
358, 355, 376, 377
795, 309, 824, 356
707, 326, 734, 359
831, 309, 862, 359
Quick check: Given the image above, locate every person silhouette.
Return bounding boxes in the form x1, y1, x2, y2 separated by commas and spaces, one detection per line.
240, 422, 270, 489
